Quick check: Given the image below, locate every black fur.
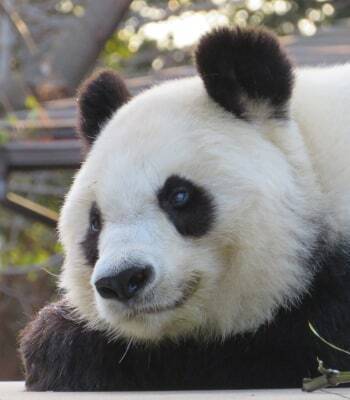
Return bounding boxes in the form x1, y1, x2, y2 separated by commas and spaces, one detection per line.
157, 175, 216, 237
77, 70, 130, 146
195, 27, 294, 119
80, 203, 102, 267
20, 237, 350, 391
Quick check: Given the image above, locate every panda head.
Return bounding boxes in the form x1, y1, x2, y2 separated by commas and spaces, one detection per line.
59, 27, 320, 342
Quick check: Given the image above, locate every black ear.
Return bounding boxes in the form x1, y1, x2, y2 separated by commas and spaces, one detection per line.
195, 27, 294, 119
77, 70, 130, 146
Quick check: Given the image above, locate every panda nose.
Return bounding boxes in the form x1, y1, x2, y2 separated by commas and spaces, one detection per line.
95, 265, 153, 302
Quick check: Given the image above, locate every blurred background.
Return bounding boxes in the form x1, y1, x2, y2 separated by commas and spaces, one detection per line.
0, 0, 349, 380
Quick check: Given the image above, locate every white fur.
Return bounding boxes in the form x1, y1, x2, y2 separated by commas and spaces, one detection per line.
59, 64, 350, 342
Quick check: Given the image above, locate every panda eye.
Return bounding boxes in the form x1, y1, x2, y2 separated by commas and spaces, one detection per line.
89, 206, 101, 233
158, 175, 215, 237
170, 188, 190, 209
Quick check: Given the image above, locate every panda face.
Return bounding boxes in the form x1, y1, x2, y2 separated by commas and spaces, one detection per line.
59, 28, 320, 342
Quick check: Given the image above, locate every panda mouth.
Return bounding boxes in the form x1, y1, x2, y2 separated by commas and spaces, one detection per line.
126, 273, 201, 317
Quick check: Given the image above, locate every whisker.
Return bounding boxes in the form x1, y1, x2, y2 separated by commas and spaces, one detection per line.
118, 338, 133, 364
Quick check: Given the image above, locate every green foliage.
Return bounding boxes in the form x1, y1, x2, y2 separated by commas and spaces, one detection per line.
102, 36, 134, 70
5, 113, 18, 126
24, 95, 40, 111
0, 170, 71, 274
0, 130, 10, 145
0, 215, 58, 269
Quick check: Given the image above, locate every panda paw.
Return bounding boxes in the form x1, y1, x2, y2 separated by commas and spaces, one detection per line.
19, 300, 89, 391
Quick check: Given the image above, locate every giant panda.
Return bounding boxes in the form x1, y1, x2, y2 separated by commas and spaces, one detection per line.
20, 27, 350, 391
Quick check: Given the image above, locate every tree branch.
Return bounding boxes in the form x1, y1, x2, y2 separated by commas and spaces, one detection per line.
0, 0, 133, 110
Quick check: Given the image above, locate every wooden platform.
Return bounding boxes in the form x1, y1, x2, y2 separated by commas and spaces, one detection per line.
1, 383, 350, 400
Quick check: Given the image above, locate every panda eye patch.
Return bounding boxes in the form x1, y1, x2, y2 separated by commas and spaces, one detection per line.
81, 203, 102, 267
157, 175, 216, 237
90, 205, 101, 232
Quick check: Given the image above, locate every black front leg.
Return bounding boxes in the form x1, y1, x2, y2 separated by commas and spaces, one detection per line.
20, 299, 338, 391
19, 301, 136, 391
